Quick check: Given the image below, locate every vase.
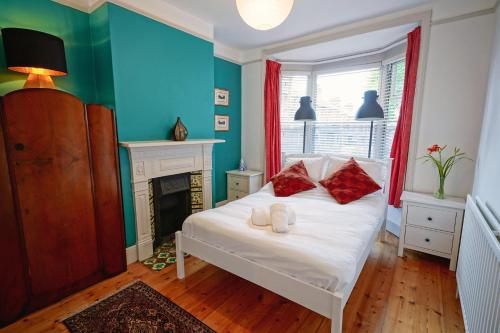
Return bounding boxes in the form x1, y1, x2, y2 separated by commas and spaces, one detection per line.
435, 174, 446, 199
172, 117, 188, 141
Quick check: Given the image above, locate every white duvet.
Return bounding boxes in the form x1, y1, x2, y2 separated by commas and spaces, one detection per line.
182, 183, 386, 292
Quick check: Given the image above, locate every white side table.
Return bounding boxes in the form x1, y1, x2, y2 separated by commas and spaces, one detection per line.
226, 170, 263, 202
398, 191, 465, 271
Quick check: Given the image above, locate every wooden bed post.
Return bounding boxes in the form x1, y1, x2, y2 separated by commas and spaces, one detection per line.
175, 231, 185, 279
331, 297, 343, 333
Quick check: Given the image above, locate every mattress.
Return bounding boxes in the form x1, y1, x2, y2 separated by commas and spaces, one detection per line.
182, 183, 386, 292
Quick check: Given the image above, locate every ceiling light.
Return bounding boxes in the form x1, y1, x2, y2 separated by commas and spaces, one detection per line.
236, 0, 294, 31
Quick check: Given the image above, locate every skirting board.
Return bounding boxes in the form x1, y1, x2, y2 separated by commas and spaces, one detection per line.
216, 200, 228, 207
386, 205, 402, 237
126, 245, 138, 265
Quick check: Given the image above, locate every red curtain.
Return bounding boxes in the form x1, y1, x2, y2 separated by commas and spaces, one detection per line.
389, 26, 421, 208
264, 60, 282, 181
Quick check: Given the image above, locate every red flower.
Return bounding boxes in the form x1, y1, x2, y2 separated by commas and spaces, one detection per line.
427, 144, 441, 154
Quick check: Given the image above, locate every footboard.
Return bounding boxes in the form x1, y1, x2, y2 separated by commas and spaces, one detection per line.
176, 231, 338, 318
175, 204, 385, 333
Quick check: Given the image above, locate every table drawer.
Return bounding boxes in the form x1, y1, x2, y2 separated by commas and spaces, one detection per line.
228, 189, 247, 201
228, 175, 249, 192
405, 225, 453, 254
407, 204, 457, 232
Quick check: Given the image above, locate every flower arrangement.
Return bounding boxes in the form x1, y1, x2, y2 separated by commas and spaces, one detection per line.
419, 145, 470, 199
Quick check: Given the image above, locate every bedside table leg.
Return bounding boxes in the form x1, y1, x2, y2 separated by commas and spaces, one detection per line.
397, 242, 404, 257
449, 257, 457, 271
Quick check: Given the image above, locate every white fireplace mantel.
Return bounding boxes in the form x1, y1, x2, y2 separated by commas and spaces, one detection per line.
120, 139, 224, 261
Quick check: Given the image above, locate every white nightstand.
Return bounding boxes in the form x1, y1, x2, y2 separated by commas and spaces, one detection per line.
398, 191, 465, 271
226, 170, 263, 202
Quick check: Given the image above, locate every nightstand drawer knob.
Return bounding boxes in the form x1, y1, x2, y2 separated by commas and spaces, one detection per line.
235, 182, 239, 185
425, 238, 430, 242
427, 217, 433, 221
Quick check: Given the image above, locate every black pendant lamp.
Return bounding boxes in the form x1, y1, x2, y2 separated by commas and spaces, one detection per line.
355, 90, 384, 158
1, 28, 67, 89
294, 96, 316, 153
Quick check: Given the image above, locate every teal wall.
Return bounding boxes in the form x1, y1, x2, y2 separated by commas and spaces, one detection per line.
0, 0, 241, 249
89, 5, 115, 109
0, 0, 95, 102
101, 4, 215, 246
214, 57, 241, 203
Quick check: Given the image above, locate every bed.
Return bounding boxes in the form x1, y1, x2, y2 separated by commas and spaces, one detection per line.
176, 155, 392, 333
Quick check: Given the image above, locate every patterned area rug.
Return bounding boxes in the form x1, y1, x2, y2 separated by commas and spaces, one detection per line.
63, 281, 215, 333
142, 238, 189, 271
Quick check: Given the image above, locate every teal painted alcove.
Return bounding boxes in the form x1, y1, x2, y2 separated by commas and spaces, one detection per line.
214, 57, 242, 204
0, 0, 95, 102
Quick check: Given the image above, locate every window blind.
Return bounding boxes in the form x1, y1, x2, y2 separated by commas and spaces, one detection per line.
374, 59, 406, 159
279, 59, 405, 159
280, 74, 309, 154
312, 67, 381, 157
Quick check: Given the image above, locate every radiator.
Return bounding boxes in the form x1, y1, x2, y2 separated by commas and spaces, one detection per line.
457, 195, 500, 333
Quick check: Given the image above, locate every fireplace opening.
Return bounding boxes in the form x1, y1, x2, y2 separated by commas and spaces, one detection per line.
152, 173, 192, 249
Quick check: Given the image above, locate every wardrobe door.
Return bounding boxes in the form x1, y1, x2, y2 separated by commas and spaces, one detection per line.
1, 89, 102, 310
0, 101, 28, 326
86, 104, 126, 275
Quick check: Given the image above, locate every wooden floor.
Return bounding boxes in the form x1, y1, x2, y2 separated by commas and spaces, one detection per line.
2, 233, 464, 333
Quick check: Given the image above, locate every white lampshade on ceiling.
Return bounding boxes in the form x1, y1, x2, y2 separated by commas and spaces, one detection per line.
236, 0, 294, 31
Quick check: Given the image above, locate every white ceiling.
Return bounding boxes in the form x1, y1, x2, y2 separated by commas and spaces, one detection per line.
273, 23, 417, 62
162, 0, 432, 49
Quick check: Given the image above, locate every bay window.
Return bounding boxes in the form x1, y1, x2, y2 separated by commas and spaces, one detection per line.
280, 58, 405, 159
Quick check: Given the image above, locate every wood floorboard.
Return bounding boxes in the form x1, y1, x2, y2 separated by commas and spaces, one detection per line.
1, 233, 464, 333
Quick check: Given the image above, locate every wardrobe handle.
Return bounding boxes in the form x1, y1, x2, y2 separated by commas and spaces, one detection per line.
427, 217, 433, 221
425, 238, 430, 242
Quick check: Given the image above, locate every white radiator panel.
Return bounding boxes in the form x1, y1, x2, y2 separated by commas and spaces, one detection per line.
457, 196, 500, 333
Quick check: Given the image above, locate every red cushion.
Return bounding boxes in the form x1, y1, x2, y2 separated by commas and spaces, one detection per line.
319, 158, 381, 204
271, 160, 316, 197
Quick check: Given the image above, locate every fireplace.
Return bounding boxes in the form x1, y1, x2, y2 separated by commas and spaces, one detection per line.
120, 139, 224, 262
151, 173, 191, 248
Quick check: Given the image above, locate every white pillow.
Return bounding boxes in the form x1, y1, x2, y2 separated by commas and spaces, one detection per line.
284, 156, 326, 182
323, 156, 386, 186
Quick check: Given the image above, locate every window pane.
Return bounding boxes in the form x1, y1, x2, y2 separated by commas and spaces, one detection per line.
375, 59, 406, 159
280, 74, 309, 154
312, 68, 381, 157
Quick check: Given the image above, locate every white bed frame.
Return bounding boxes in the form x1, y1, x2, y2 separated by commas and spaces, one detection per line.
176, 155, 392, 333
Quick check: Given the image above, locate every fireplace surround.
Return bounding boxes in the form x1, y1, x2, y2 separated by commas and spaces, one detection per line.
120, 139, 224, 262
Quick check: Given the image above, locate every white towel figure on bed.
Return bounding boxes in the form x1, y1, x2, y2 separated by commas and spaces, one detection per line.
251, 205, 296, 229
270, 203, 295, 233
251, 208, 270, 226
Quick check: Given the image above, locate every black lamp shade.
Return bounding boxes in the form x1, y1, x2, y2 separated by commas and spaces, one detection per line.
294, 96, 316, 121
355, 90, 384, 121
2, 28, 67, 76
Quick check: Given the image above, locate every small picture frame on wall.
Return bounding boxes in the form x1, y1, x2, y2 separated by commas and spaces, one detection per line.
215, 88, 229, 106
215, 115, 230, 131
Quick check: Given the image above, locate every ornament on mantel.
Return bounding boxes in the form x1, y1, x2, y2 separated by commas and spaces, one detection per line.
172, 117, 188, 141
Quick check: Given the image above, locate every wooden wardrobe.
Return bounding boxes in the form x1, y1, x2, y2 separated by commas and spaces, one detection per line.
0, 89, 126, 326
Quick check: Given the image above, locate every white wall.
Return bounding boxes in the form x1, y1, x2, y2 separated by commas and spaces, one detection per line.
411, 13, 495, 197
473, 6, 500, 214
241, 61, 265, 172
240, 4, 497, 199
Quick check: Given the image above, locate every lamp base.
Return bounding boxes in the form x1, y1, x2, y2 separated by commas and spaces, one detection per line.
23, 73, 55, 89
